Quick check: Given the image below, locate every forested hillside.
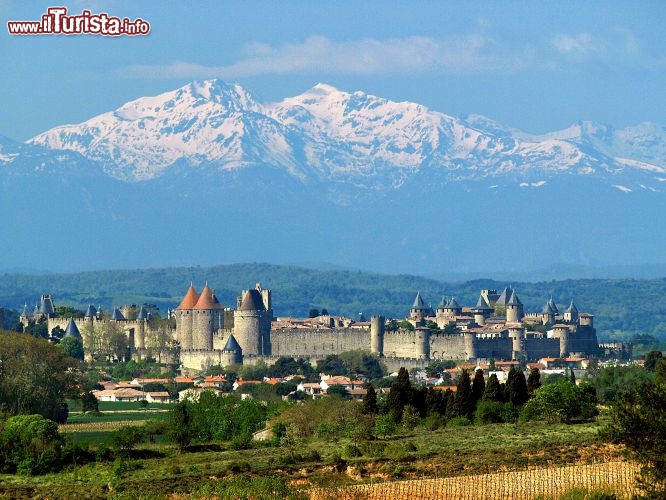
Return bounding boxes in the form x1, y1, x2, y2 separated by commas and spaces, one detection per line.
1, 263, 665, 341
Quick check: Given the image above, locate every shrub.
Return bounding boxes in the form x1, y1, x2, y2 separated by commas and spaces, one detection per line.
475, 400, 504, 425
447, 416, 471, 427
314, 422, 337, 439
501, 402, 520, 423
0, 414, 65, 475
230, 432, 252, 450
403, 441, 417, 452
401, 405, 420, 431
521, 381, 598, 424
343, 444, 362, 458
373, 413, 396, 438
107, 425, 145, 456
203, 475, 295, 499
303, 448, 321, 462
424, 414, 444, 431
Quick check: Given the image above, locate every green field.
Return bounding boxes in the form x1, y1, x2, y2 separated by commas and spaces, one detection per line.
0, 412, 625, 499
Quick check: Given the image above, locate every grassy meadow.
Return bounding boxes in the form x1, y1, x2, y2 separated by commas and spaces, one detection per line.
0, 403, 633, 499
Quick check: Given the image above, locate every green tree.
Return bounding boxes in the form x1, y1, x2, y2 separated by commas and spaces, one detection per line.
0, 414, 65, 474
316, 355, 347, 376
506, 367, 529, 406
396, 320, 415, 331
520, 380, 598, 424
101, 321, 128, 361
308, 308, 320, 318
167, 402, 193, 452
339, 350, 385, 379
452, 369, 475, 420
472, 369, 485, 403
645, 350, 663, 371
401, 404, 420, 430
373, 413, 396, 438
80, 321, 102, 361
482, 373, 502, 402
526, 367, 541, 396
425, 320, 440, 332
475, 400, 505, 425
442, 322, 458, 335
24, 317, 48, 340
269, 357, 316, 378
603, 373, 666, 496
50, 325, 65, 343
107, 425, 145, 457
425, 359, 455, 378
54, 306, 84, 318
0, 331, 78, 422
327, 384, 350, 398
57, 336, 84, 360
386, 367, 412, 423
424, 387, 447, 416
362, 384, 378, 414
81, 391, 99, 413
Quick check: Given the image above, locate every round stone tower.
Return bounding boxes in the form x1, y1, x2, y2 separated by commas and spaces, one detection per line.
579, 313, 594, 327
505, 290, 524, 323
192, 284, 221, 350
472, 294, 492, 327
443, 298, 462, 324
370, 315, 385, 355
415, 326, 430, 359
541, 300, 556, 326
463, 332, 477, 360
135, 305, 149, 350
507, 326, 524, 361
552, 324, 570, 358
564, 300, 579, 324
233, 288, 267, 356
175, 284, 199, 350
220, 334, 243, 366
409, 292, 429, 326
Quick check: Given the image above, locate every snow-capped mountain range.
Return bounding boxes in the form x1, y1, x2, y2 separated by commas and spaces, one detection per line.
2, 80, 666, 275
20, 79, 666, 188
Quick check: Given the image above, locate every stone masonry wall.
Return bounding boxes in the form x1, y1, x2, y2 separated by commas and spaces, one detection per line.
429, 334, 473, 360
269, 328, 369, 357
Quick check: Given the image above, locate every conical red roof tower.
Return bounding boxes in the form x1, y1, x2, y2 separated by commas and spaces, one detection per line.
176, 283, 200, 310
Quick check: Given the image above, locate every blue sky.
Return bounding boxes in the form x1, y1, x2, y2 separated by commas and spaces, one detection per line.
3, 1, 666, 141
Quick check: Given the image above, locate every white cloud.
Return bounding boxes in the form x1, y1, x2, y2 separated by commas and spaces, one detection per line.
119, 34, 532, 80
118, 28, 656, 81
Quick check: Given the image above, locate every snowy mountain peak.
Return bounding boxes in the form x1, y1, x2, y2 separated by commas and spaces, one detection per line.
26, 79, 666, 185
309, 82, 345, 95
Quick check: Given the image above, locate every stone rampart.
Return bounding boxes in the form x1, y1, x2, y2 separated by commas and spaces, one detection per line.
523, 337, 560, 360
269, 328, 369, 357
429, 333, 473, 360
383, 330, 420, 358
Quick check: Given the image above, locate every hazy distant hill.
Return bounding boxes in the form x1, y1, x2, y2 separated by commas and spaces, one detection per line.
2, 263, 665, 341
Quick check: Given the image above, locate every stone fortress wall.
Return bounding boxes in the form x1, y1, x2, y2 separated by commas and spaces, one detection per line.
25, 282, 605, 373
175, 283, 602, 372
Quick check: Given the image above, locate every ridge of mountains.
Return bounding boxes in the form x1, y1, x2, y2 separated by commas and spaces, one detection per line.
14, 79, 665, 188
1, 80, 665, 275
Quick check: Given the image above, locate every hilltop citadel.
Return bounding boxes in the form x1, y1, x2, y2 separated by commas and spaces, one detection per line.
21, 282, 619, 372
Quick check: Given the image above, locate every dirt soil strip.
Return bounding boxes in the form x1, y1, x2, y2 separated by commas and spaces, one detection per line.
310, 461, 641, 500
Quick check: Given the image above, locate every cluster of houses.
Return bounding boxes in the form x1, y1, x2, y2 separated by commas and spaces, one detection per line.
89, 354, 625, 405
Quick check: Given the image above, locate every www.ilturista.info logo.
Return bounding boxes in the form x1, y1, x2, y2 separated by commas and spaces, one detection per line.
7, 7, 150, 36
